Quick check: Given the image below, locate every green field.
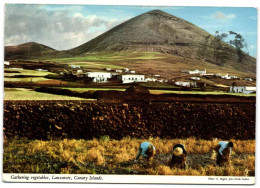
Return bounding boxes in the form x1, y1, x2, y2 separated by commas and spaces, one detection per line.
59, 61, 124, 69
48, 52, 164, 63
4, 87, 255, 100
4, 69, 56, 83
4, 77, 52, 83
4, 69, 55, 76
4, 88, 94, 100
150, 89, 256, 96
59, 87, 126, 93
61, 87, 255, 97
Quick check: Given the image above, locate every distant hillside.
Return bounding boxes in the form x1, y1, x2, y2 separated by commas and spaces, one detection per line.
4, 10, 256, 73
5, 42, 58, 60
63, 9, 256, 73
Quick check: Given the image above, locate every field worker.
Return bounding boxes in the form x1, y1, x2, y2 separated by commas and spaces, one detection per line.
134, 142, 156, 165
168, 144, 187, 169
215, 141, 234, 166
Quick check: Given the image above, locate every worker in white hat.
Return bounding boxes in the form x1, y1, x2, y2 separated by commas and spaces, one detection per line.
169, 144, 187, 169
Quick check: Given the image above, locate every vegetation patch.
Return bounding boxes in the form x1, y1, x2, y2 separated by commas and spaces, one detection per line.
3, 138, 255, 175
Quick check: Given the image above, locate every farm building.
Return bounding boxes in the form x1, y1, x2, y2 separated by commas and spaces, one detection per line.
175, 81, 197, 87
105, 68, 111, 71
245, 78, 253, 81
130, 70, 136, 74
77, 70, 83, 74
71, 65, 81, 69
201, 73, 214, 76
4, 61, 10, 65
118, 74, 146, 84
221, 74, 231, 79
190, 77, 200, 81
230, 86, 256, 94
36, 69, 48, 72
9, 67, 23, 70
188, 69, 206, 74
124, 68, 129, 72
87, 72, 112, 83
146, 78, 158, 82
115, 70, 123, 73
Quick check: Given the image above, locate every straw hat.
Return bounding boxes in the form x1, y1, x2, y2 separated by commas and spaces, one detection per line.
173, 147, 183, 156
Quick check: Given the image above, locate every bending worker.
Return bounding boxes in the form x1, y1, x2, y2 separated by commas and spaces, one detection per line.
216, 141, 234, 166
135, 142, 156, 165
169, 144, 187, 169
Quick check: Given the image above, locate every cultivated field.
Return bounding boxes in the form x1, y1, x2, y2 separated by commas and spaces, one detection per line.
3, 86, 256, 101
4, 88, 93, 100
3, 137, 255, 176
46, 51, 256, 87
4, 69, 55, 83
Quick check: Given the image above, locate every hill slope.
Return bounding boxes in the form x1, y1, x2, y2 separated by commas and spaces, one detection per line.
64, 9, 255, 73
5, 42, 58, 60
67, 10, 212, 56
4, 10, 256, 73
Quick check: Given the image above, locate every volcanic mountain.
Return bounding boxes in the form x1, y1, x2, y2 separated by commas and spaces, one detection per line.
63, 9, 255, 73
5, 10, 256, 73
4, 42, 58, 60
68, 9, 212, 56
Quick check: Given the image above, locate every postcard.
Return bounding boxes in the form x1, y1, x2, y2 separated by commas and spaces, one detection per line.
2, 3, 256, 185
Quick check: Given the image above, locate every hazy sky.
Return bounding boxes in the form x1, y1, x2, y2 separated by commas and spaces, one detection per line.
5, 4, 257, 57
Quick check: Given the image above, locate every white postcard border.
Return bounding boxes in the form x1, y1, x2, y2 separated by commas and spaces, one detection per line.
2, 174, 255, 184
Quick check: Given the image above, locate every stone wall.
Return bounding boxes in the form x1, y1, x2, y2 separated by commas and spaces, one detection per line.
4, 100, 255, 140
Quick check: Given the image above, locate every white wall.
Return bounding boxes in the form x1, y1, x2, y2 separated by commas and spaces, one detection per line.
87, 72, 112, 83
230, 86, 256, 94
120, 74, 145, 83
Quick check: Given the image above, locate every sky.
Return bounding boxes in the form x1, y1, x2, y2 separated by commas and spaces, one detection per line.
4, 4, 257, 57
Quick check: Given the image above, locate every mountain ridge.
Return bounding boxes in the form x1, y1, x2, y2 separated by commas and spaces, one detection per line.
5, 42, 58, 60
4, 9, 256, 73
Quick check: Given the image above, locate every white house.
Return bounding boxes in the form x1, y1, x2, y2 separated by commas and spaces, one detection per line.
87, 72, 112, 83
4, 61, 10, 66
124, 68, 129, 72
221, 74, 231, 79
146, 78, 157, 82
188, 69, 206, 74
230, 86, 256, 94
157, 79, 163, 83
245, 78, 253, 81
36, 69, 48, 72
201, 73, 214, 76
130, 70, 136, 74
71, 65, 81, 69
153, 74, 161, 77
175, 81, 197, 87
77, 70, 83, 74
190, 77, 201, 81
10, 67, 23, 70
118, 74, 146, 84
105, 68, 111, 71
115, 70, 122, 73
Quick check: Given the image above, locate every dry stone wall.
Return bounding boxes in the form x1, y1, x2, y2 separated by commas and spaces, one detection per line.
4, 100, 255, 140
